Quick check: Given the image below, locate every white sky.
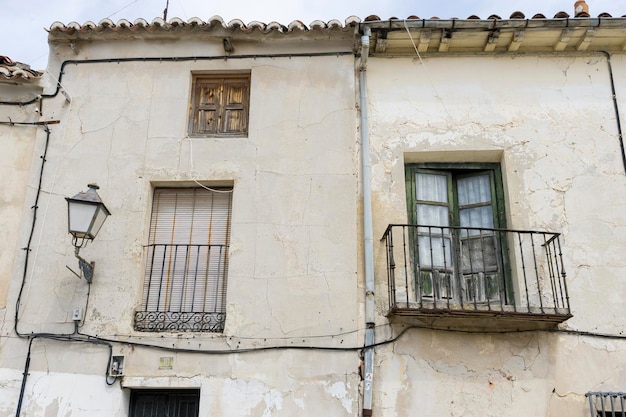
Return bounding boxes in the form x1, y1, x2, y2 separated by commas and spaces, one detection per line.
2, 0, 623, 70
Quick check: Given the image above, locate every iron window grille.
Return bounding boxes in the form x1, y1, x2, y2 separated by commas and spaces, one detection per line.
134, 187, 232, 332
130, 389, 200, 417
587, 392, 626, 417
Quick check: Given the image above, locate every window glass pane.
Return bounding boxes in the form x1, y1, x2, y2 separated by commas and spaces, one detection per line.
416, 173, 448, 203
460, 235, 498, 272
417, 204, 449, 227
457, 174, 491, 205
417, 236, 452, 268
459, 206, 494, 231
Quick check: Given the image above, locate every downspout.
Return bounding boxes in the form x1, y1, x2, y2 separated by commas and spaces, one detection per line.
600, 51, 626, 175
359, 26, 375, 417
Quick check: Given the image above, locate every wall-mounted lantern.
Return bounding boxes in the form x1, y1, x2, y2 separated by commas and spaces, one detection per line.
66, 184, 111, 282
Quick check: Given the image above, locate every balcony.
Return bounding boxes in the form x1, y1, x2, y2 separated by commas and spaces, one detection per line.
382, 224, 572, 331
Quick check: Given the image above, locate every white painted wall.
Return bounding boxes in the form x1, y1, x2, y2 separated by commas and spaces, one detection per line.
0, 84, 41, 313
367, 53, 626, 416
3, 26, 626, 417
0, 35, 362, 417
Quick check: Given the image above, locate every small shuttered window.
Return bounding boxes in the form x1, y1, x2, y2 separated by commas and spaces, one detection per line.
189, 74, 250, 136
134, 187, 232, 332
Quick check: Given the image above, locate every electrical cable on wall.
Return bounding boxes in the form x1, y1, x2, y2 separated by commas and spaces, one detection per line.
6, 46, 626, 416
186, 136, 234, 193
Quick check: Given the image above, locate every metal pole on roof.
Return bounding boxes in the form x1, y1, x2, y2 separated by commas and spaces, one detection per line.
163, 0, 170, 20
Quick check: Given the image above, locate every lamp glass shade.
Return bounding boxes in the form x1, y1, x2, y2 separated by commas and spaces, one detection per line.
66, 185, 111, 240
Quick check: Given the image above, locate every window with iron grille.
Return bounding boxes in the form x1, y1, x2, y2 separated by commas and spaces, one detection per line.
188, 74, 250, 136
587, 392, 626, 417
134, 187, 232, 332
405, 163, 511, 305
130, 389, 199, 417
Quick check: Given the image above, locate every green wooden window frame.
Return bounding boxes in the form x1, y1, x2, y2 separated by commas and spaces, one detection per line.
405, 163, 512, 304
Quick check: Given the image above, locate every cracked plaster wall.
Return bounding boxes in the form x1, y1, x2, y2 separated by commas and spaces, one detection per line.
367, 54, 626, 416
0, 86, 41, 313
0, 38, 361, 416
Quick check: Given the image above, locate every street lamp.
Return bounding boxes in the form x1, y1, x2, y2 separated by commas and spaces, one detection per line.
66, 184, 111, 282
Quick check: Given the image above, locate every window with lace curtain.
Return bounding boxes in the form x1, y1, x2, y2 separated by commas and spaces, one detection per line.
405, 163, 511, 305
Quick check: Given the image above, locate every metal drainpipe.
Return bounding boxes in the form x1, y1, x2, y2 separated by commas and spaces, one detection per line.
359, 26, 375, 417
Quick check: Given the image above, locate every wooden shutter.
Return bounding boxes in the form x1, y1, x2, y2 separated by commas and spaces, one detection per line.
222, 78, 249, 134
193, 80, 221, 134
190, 75, 249, 136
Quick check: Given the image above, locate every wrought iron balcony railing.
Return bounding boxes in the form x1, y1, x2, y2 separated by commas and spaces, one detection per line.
134, 243, 228, 332
382, 224, 571, 329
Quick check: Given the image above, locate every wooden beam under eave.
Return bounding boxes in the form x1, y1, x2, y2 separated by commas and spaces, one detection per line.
439, 29, 452, 52
508, 29, 525, 52
554, 29, 571, 51
375, 37, 387, 53
484, 30, 500, 52
576, 29, 595, 51
418, 30, 431, 53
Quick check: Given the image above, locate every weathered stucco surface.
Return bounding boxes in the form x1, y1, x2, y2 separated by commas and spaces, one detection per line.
2, 19, 626, 417
368, 53, 626, 416
0, 36, 361, 416
0, 85, 41, 312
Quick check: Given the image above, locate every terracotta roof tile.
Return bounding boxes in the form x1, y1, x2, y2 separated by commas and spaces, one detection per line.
47, 12, 626, 40
48, 16, 361, 37
361, 11, 622, 20
0, 56, 43, 82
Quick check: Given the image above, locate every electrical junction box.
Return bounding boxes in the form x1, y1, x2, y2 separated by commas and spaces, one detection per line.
109, 355, 125, 377
72, 307, 82, 321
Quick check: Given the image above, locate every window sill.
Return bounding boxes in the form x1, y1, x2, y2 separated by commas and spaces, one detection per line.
187, 133, 248, 139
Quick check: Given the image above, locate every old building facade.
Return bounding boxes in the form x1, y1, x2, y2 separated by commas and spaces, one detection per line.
1, 6, 626, 417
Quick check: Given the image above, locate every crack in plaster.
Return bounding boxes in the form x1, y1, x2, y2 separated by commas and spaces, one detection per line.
513, 336, 542, 371
552, 388, 585, 398
302, 176, 313, 226
296, 107, 353, 131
